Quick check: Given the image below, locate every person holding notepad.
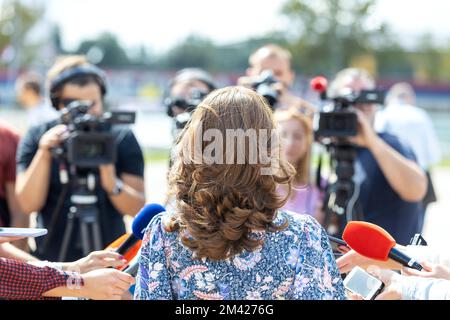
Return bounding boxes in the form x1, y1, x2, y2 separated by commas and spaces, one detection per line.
0, 236, 134, 300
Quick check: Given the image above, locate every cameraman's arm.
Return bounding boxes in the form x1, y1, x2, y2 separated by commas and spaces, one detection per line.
370, 137, 426, 201
16, 125, 68, 214
99, 130, 145, 217
100, 165, 145, 217
353, 110, 427, 202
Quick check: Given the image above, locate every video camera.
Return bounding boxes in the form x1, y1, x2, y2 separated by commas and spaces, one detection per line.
251, 70, 280, 110
313, 78, 385, 139
55, 100, 135, 168
310, 76, 385, 236
165, 89, 208, 130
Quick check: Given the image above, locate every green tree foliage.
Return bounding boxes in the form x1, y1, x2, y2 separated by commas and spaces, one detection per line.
281, 0, 389, 75
76, 32, 130, 68
0, 0, 44, 67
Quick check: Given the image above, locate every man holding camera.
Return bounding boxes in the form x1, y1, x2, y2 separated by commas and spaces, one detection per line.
328, 68, 427, 245
15, 56, 145, 262
238, 44, 315, 114
164, 68, 217, 166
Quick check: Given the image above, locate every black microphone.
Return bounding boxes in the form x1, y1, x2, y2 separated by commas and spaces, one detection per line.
123, 255, 140, 277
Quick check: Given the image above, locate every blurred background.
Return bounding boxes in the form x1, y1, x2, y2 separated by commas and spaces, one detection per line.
0, 0, 448, 244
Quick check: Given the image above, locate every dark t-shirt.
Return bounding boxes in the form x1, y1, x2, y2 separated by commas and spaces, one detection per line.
355, 133, 424, 245
16, 119, 144, 262
0, 123, 20, 227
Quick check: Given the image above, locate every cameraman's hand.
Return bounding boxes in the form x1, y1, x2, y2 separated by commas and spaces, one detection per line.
64, 249, 128, 274
347, 109, 379, 149
38, 124, 69, 151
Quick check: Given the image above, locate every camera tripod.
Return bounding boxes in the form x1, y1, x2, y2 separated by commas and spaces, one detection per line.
323, 140, 363, 237
58, 169, 103, 262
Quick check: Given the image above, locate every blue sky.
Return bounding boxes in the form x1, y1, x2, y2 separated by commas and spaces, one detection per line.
41, 0, 450, 52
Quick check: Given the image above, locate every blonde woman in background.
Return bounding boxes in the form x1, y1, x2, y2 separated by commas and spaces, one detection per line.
274, 107, 325, 225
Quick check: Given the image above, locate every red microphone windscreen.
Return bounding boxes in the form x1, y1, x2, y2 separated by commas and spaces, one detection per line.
310, 76, 328, 93
342, 221, 396, 261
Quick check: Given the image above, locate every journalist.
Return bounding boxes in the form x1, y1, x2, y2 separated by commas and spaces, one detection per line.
238, 44, 315, 113
15, 56, 145, 262
327, 68, 427, 245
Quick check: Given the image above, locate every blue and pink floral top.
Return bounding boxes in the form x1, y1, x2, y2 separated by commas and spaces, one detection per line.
134, 210, 346, 300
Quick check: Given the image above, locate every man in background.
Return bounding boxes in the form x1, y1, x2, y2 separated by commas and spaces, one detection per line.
15, 72, 58, 127
328, 68, 427, 245
238, 44, 315, 114
375, 82, 441, 220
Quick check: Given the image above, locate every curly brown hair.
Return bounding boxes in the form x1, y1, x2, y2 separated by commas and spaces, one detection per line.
165, 86, 296, 261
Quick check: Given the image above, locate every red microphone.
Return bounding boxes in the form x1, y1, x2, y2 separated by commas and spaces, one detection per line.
310, 76, 328, 93
343, 221, 424, 271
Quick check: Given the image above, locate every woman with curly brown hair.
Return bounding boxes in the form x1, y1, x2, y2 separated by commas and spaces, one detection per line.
134, 86, 345, 300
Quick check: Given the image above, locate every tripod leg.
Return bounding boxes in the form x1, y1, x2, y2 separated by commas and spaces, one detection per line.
79, 219, 91, 257
58, 209, 76, 262
91, 220, 103, 251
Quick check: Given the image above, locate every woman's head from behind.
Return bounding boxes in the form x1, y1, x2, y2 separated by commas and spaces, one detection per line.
167, 86, 295, 260
274, 107, 313, 185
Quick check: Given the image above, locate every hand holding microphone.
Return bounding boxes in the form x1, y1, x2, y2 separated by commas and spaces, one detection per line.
105, 203, 166, 271
337, 221, 424, 273
63, 250, 128, 273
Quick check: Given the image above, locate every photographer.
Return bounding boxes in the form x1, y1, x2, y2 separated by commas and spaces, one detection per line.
328, 68, 427, 245
15, 56, 145, 262
165, 68, 216, 135
164, 68, 216, 166
238, 44, 315, 113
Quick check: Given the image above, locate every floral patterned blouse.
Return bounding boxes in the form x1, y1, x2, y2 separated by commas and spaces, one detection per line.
134, 210, 346, 300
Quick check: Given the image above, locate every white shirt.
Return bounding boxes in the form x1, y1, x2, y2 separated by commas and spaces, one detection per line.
399, 246, 450, 300
375, 103, 441, 169
27, 101, 58, 127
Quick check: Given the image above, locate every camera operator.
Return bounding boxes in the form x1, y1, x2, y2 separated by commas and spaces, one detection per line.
165, 68, 216, 133
238, 44, 315, 113
328, 68, 427, 245
15, 56, 145, 262
164, 68, 216, 166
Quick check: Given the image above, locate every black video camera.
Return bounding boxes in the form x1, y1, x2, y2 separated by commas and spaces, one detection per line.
55, 100, 135, 168
315, 90, 385, 139
252, 70, 280, 109
165, 89, 208, 130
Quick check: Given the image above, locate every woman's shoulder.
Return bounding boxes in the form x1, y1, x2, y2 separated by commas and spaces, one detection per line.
273, 210, 324, 239
142, 211, 177, 244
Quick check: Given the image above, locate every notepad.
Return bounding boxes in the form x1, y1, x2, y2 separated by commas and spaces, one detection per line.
0, 228, 48, 238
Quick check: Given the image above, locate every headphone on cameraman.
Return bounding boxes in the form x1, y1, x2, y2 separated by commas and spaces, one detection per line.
163, 68, 217, 117
49, 65, 108, 110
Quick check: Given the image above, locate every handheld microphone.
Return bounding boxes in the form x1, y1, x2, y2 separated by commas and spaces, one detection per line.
123, 253, 141, 277
106, 233, 142, 270
115, 203, 166, 255
342, 221, 424, 271
310, 76, 328, 100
